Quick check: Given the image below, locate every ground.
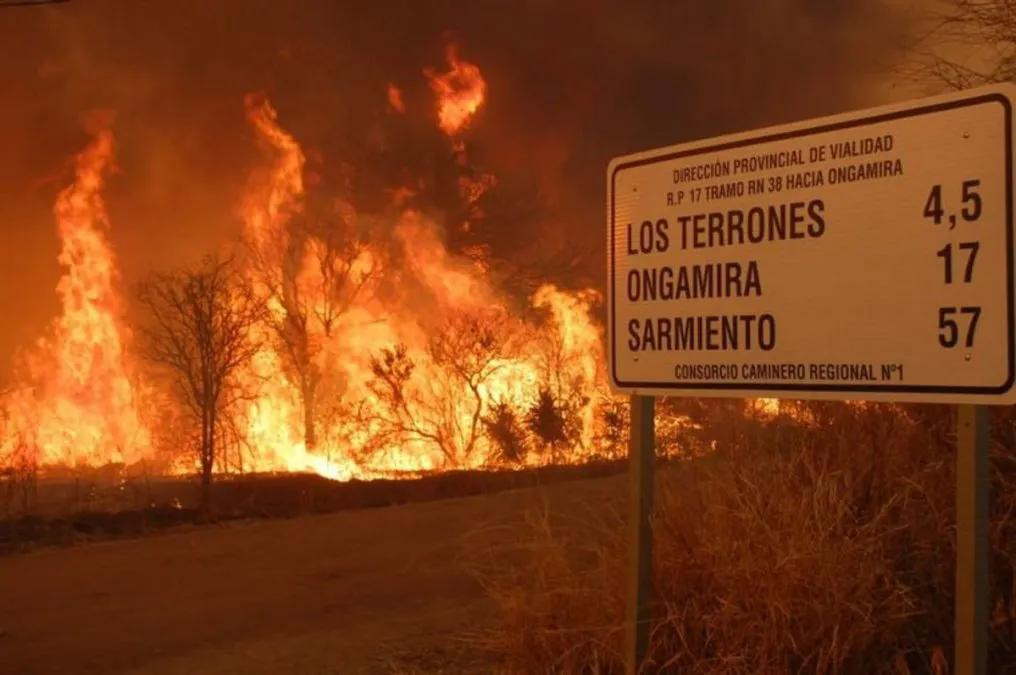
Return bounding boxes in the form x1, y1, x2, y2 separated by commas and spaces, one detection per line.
0, 473, 623, 674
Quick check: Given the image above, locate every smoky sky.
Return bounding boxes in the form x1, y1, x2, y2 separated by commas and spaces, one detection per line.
0, 0, 909, 377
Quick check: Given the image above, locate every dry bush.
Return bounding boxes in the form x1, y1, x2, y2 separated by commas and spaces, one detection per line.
527, 388, 583, 464
473, 502, 628, 671
478, 402, 1016, 673
1, 433, 38, 517
485, 400, 530, 465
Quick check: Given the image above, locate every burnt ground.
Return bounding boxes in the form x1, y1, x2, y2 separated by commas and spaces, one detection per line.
0, 471, 627, 674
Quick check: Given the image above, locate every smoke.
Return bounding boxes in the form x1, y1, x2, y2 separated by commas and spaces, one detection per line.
0, 0, 909, 376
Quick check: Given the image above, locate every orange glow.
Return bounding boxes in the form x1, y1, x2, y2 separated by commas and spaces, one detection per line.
241, 93, 305, 250
425, 45, 487, 135
387, 83, 406, 114
2, 123, 150, 469
1, 88, 616, 483
228, 94, 611, 478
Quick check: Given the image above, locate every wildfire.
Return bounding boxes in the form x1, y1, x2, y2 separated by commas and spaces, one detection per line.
242, 93, 305, 249
2, 122, 149, 469
237, 94, 364, 480
425, 45, 487, 135
2, 54, 617, 485
228, 87, 610, 478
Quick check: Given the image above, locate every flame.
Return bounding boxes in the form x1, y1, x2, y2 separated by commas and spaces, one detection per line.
242, 93, 305, 249
229, 94, 612, 477
2, 82, 618, 484
458, 172, 496, 232
387, 83, 406, 114
425, 45, 487, 135
2, 123, 150, 469
237, 93, 348, 478
531, 285, 605, 451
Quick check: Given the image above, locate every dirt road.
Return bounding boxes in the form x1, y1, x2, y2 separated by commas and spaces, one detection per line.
1, 474, 622, 674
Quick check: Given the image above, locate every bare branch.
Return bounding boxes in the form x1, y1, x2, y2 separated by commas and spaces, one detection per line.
137, 254, 266, 511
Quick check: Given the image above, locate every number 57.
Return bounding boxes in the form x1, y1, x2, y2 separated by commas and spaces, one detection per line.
938, 306, 981, 348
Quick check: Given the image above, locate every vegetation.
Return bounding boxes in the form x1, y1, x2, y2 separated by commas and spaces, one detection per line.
910, 0, 1016, 88
476, 402, 1016, 673
246, 210, 376, 452
484, 400, 530, 465
524, 387, 577, 464
137, 256, 266, 512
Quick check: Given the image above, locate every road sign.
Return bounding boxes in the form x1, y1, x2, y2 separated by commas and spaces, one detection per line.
608, 84, 1016, 404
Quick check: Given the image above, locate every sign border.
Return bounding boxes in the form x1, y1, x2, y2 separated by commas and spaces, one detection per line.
609, 92, 1015, 396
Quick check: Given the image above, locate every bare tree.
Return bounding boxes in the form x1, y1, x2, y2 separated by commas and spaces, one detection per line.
246, 212, 375, 453
910, 1, 1016, 89
427, 309, 518, 461
365, 308, 518, 469
137, 256, 265, 512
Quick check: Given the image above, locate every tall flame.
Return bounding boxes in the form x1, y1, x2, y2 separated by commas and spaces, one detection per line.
237, 94, 358, 479
230, 92, 610, 478
242, 93, 305, 248
3, 123, 150, 468
2, 63, 618, 484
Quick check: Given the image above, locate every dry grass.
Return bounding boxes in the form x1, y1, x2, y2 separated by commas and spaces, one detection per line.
475, 403, 1016, 673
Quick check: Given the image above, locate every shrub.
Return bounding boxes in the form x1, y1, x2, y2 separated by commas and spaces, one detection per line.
484, 401, 530, 465
478, 402, 1016, 673
527, 388, 580, 463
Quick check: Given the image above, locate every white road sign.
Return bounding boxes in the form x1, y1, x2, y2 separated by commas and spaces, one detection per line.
608, 85, 1016, 403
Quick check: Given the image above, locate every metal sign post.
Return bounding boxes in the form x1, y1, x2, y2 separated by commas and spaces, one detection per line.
607, 85, 1016, 674
956, 405, 990, 675
625, 394, 654, 674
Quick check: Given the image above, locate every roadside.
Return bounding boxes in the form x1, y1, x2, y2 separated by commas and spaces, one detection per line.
0, 473, 624, 674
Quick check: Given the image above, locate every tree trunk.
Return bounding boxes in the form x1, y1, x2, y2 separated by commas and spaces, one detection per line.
199, 463, 212, 515
200, 410, 214, 517
304, 385, 317, 451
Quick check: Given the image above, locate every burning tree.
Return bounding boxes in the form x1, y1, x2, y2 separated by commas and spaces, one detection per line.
0, 49, 614, 484
238, 94, 383, 478
247, 209, 376, 453
137, 256, 266, 511
365, 308, 521, 469
360, 285, 609, 472
427, 309, 520, 460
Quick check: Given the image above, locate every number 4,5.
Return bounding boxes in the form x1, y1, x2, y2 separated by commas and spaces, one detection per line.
924, 180, 982, 226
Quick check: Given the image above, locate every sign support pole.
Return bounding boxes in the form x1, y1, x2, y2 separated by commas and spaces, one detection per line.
955, 404, 989, 675
625, 394, 654, 675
